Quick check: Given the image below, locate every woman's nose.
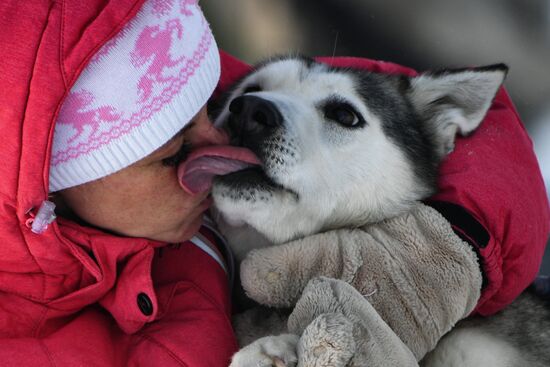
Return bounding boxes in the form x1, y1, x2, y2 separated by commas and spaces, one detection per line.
186, 111, 229, 147
191, 122, 229, 146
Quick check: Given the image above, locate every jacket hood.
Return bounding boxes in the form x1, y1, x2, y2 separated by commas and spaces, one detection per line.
0, 0, 147, 303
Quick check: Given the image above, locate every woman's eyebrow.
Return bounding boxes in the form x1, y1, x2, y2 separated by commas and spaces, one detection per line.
164, 122, 196, 146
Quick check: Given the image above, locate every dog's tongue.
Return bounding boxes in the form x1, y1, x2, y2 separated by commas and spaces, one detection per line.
178, 145, 261, 194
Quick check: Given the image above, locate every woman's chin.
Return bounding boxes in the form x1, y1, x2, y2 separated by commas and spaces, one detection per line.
170, 213, 205, 243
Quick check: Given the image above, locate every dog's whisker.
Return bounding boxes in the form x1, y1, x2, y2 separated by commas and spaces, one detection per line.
330, 30, 339, 62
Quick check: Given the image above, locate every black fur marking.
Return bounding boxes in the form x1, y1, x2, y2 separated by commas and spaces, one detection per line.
331, 65, 440, 193
425, 63, 509, 77
214, 167, 299, 202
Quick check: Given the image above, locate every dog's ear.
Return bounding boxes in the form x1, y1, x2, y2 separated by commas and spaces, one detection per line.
408, 64, 508, 158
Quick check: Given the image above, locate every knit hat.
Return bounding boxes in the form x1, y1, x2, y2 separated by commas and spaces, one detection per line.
49, 0, 220, 192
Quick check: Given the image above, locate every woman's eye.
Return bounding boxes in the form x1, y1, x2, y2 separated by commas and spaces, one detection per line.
243, 85, 262, 94
162, 142, 192, 167
324, 102, 364, 127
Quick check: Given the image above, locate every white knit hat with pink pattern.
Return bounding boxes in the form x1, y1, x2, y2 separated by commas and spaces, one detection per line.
49, 0, 220, 192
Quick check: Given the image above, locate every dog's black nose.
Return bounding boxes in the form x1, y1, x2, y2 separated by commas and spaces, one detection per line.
229, 95, 283, 131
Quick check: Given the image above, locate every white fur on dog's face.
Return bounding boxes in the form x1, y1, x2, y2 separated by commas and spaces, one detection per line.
212, 58, 506, 244
213, 59, 421, 242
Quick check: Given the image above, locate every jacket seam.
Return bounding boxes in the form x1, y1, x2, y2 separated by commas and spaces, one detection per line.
38, 339, 57, 367
178, 281, 238, 351
59, 0, 68, 88
183, 279, 232, 325
156, 280, 229, 325
16, 1, 56, 302
153, 279, 178, 321
32, 305, 50, 337
138, 334, 188, 367
54, 224, 102, 280
141, 280, 238, 353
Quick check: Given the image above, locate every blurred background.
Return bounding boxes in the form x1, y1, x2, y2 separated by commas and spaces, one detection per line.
203, 0, 550, 272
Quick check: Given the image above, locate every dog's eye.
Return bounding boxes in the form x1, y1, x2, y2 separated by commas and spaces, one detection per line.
243, 85, 262, 94
324, 103, 364, 128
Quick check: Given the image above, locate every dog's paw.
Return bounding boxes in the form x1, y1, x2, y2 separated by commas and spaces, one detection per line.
230, 334, 299, 367
298, 313, 355, 367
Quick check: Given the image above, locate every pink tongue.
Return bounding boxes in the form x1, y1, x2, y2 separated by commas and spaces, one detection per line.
178, 145, 261, 195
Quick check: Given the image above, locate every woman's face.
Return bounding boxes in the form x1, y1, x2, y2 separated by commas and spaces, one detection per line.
58, 106, 228, 243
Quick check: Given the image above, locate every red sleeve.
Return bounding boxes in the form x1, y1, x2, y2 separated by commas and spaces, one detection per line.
431, 87, 550, 315
217, 52, 550, 316
215, 51, 252, 98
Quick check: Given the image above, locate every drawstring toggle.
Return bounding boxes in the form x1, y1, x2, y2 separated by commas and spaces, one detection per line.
29, 200, 56, 234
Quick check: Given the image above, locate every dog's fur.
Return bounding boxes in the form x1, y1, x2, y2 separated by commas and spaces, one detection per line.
210, 57, 550, 366
212, 57, 505, 259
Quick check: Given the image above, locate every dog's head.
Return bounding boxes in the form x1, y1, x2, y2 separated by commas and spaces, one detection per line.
184, 57, 507, 243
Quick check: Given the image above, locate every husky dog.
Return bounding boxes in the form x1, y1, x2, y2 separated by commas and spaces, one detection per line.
179, 57, 550, 365
210, 57, 506, 258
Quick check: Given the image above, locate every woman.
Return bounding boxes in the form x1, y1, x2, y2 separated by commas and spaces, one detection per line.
0, 0, 238, 365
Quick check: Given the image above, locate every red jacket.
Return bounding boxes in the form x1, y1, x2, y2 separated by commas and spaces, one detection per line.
0, 0, 237, 366
218, 54, 550, 316
1, 1, 548, 366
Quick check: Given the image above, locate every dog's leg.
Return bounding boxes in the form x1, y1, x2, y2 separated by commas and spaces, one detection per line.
420, 326, 524, 367
232, 306, 290, 345
229, 333, 299, 367
230, 296, 298, 367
